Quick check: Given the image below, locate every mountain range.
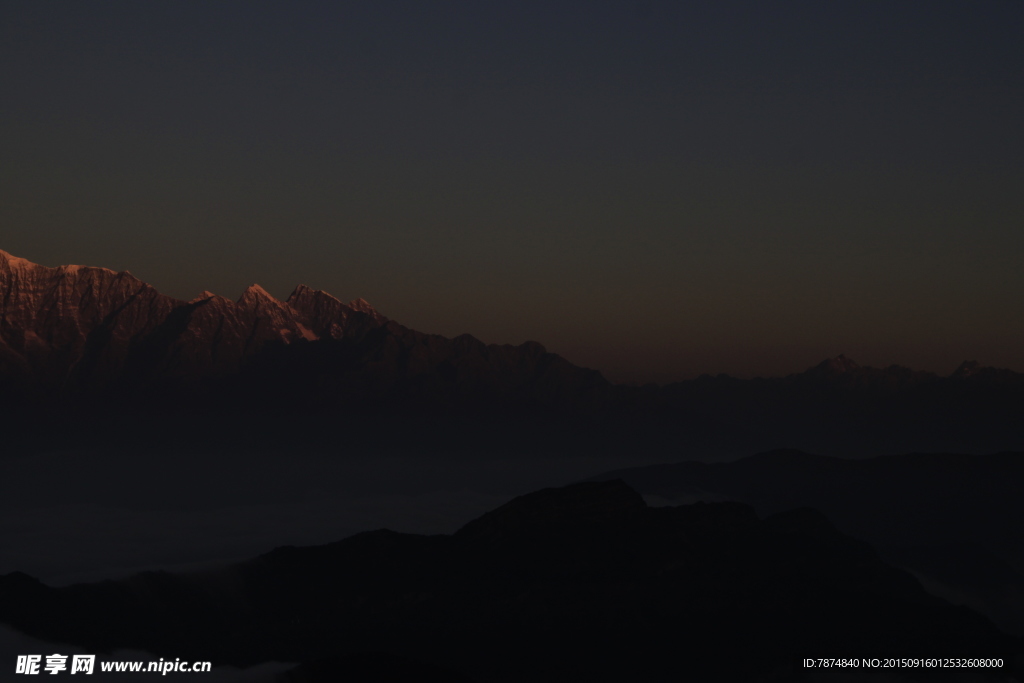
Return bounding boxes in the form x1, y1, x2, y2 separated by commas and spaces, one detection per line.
592, 449, 1024, 637
2, 480, 1020, 682
3, 250, 1024, 681
2, 249, 1022, 457
0, 248, 601, 406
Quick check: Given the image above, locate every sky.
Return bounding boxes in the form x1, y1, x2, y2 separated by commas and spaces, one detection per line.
2, 1, 1022, 384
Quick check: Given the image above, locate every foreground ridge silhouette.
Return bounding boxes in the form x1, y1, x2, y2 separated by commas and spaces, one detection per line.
591, 449, 1024, 637
1, 481, 1020, 682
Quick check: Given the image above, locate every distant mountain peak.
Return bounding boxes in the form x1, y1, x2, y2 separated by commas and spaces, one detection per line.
807, 354, 860, 376
949, 360, 1024, 385
952, 360, 981, 378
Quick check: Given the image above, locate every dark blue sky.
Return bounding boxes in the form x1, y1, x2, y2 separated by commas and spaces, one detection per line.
3, 1, 1022, 382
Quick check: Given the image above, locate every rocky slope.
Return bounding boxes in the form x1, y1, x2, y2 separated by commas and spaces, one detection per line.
0, 249, 382, 389
0, 249, 607, 414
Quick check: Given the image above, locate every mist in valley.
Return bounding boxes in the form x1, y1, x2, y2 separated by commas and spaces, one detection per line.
0, 446, 671, 586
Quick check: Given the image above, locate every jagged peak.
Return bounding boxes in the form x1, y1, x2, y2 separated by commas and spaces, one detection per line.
286, 283, 341, 305
287, 286, 385, 321
238, 283, 280, 305
288, 283, 315, 299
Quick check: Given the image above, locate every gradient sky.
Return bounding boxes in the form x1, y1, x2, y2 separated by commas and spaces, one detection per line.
2, 1, 1022, 383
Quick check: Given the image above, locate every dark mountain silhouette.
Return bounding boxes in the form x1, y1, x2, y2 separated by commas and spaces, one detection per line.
614, 354, 1024, 457
590, 449, 1024, 635
2, 249, 1023, 457
0, 480, 1020, 682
